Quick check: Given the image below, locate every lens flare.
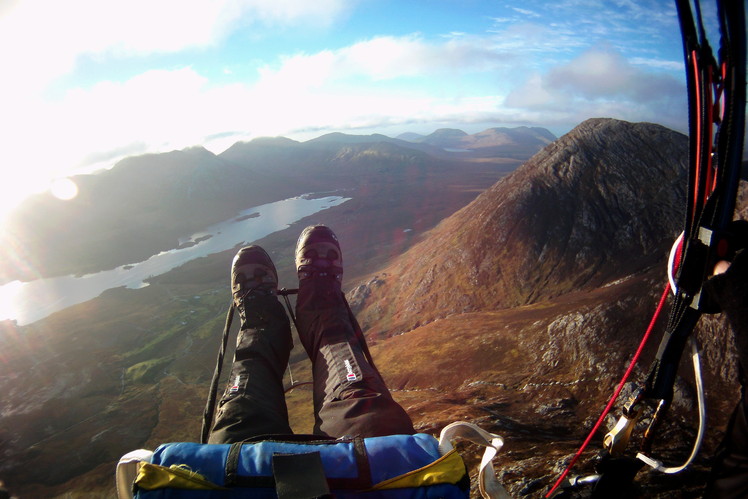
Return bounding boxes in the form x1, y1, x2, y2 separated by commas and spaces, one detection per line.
49, 178, 79, 201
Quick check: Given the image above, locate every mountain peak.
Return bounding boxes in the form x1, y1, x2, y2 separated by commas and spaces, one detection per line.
353, 118, 689, 336
417, 128, 469, 147
411, 126, 556, 153
306, 132, 392, 145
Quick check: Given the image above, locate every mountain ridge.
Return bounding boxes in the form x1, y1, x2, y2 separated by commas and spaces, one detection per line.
1, 126, 549, 286
407, 126, 557, 157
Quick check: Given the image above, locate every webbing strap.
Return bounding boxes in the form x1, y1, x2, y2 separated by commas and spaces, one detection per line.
636, 338, 707, 474
438, 421, 510, 499
273, 452, 331, 499
353, 437, 373, 487
224, 442, 244, 487
201, 299, 236, 444
223, 438, 373, 490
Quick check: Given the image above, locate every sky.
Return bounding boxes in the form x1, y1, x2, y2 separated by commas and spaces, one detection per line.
0, 0, 715, 220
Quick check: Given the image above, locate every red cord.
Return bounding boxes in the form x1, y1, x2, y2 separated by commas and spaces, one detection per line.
545, 283, 672, 497
692, 52, 703, 220
703, 68, 715, 204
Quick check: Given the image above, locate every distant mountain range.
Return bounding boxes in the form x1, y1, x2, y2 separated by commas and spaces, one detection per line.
398, 126, 556, 157
1, 119, 745, 497
0, 126, 553, 285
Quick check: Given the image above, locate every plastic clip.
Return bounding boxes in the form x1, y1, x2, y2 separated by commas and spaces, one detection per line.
603, 411, 640, 457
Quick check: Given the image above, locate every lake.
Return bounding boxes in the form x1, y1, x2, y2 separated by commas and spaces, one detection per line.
0, 194, 350, 326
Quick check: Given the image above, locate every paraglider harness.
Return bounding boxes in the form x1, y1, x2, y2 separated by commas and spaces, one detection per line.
547, 0, 746, 496
115, 295, 512, 498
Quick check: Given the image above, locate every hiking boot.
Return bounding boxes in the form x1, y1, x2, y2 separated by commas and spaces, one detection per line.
295, 225, 343, 283
231, 245, 278, 324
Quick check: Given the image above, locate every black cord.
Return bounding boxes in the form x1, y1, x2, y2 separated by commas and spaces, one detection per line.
200, 299, 235, 444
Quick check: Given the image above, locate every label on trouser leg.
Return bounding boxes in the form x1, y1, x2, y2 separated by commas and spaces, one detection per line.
225, 373, 249, 398
322, 341, 363, 392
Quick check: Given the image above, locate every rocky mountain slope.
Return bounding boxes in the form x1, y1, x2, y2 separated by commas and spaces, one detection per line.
352, 119, 689, 336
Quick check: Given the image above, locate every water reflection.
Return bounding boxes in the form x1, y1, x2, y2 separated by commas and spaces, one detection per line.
1, 194, 349, 325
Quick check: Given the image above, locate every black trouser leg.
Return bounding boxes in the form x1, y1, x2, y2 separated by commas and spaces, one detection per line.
208, 295, 293, 443
296, 280, 415, 438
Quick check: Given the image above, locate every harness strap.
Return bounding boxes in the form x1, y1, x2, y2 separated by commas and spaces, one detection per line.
438, 421, 510, 499
273, 452, 332, 499
223, 438, 373, 490
224, 442, 245, 486
636, 337, 707, 474
201, 298, 236, 444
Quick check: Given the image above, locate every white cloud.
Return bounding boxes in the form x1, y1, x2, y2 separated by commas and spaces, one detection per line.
630, 57, 683, 71
504, 48, 687, 130
64, 68, 213, 147
547, 49, 683, 103
0, 0, 351, 93
489, 0, 680, 63
256, 34, 512, 90
511, 7, 541, 18
241, 0, 351, 26
1, 31, 515, 187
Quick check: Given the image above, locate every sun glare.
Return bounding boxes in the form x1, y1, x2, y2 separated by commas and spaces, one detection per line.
0, 280, 22, 323
50, 178, 79, 201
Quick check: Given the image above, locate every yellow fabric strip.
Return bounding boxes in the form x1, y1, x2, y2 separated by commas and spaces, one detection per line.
135, 463, 225, 491
135, 450, 465, 492
370, 449, 466, 490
